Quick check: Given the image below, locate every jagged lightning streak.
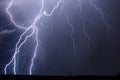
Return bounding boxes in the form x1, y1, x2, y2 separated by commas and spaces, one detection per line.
60, 0, 76, 53
4, 0, 63, 75
78, 0, 94, 47
29, 0, 63, 75
62, 12, 76, 53
60, 1, 77, 74
90, 0, 111, 35
5, 0, 26, 30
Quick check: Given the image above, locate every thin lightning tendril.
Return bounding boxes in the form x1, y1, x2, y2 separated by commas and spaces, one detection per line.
63, 12, 76, 53
61, 0, 76, 53
90, 0, 111, 35
5, 0, 26, 30
78, 0, 94, 47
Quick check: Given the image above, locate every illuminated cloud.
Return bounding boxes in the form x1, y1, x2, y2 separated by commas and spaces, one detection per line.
0, 29, 15, 35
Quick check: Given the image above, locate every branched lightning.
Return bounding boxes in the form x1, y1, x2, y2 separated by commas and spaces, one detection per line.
78, 0, 94, 47
3, 0, 112, 75
4, 0, 63, 75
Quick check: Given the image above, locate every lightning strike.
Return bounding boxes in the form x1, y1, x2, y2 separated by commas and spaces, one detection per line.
4, 0, 63, 75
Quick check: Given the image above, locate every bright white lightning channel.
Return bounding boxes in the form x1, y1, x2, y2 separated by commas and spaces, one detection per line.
4, 0, 63, 75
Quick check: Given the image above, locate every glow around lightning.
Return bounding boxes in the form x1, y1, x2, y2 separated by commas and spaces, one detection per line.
4, 0, 111, 75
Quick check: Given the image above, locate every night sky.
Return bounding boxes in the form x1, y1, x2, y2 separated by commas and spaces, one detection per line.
0, 0, 120, 76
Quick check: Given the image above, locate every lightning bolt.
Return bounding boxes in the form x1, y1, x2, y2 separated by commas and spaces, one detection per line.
4, 0, 63, 75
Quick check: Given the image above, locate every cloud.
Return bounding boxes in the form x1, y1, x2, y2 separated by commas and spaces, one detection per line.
0, 29, 15, 44
0, 29, 15, 35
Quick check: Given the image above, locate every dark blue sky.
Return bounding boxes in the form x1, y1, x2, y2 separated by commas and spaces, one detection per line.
0, 0, 120, 75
